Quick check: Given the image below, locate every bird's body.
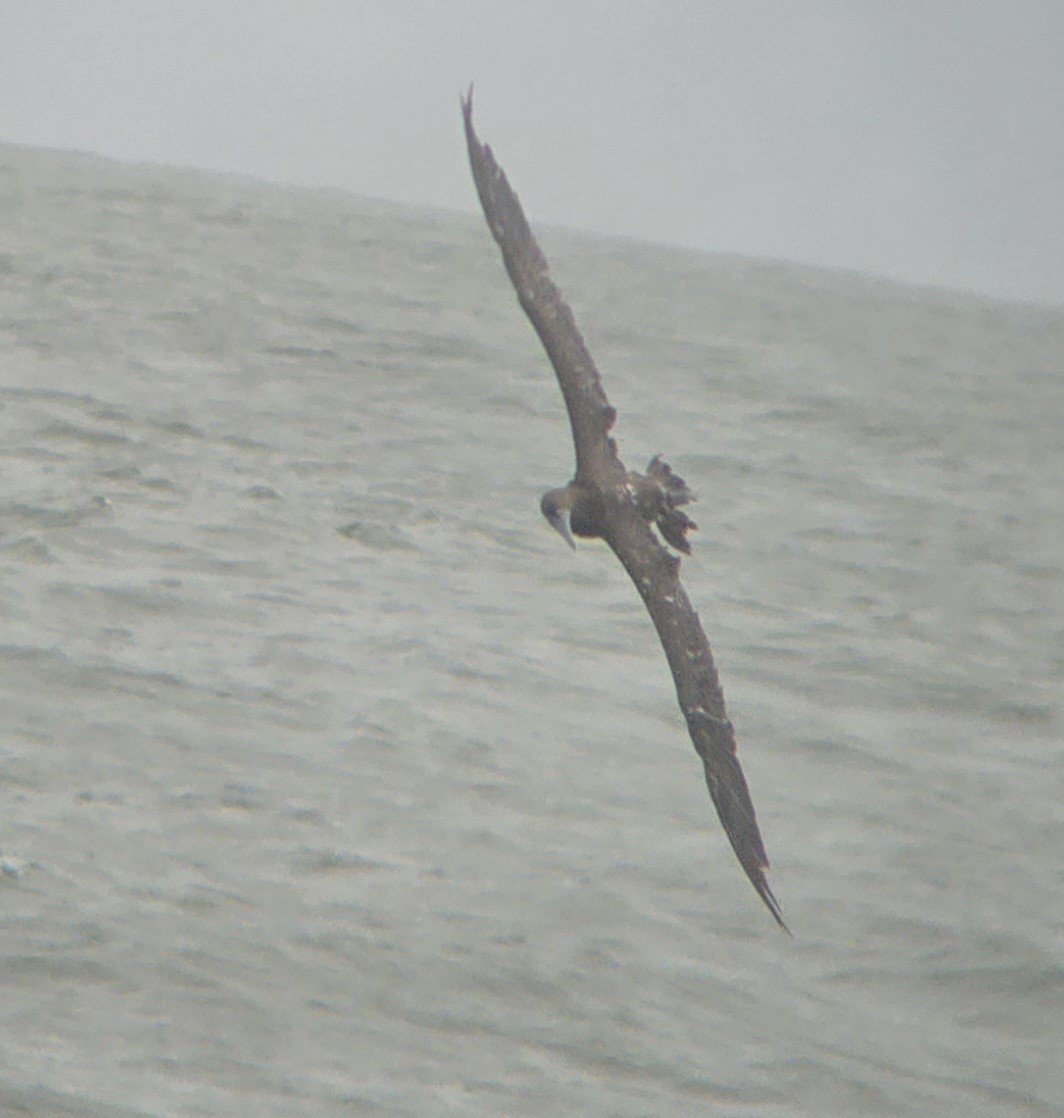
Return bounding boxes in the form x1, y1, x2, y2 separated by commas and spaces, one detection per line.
462, 90, 787, 931
542, 455, 697, 553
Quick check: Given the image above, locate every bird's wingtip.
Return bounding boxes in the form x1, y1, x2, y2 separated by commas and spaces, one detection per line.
757, 875, 791, 935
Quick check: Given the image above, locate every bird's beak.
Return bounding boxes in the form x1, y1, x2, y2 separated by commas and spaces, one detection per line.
550, 510, 576, 550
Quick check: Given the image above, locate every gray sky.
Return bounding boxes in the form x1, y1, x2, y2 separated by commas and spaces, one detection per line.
4, 1, 1063, 305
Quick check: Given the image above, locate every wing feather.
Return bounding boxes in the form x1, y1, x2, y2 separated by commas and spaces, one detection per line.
605, 508, 789, 932
462, 90, 621, 485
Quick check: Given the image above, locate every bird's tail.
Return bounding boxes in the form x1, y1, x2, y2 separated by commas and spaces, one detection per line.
647, 454, 694, 505
647, 455, 697, 553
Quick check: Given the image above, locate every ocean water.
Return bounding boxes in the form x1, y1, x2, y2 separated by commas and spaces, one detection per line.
1, 141, 1062, 1117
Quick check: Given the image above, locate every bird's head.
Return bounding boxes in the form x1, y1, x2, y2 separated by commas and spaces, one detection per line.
540, 487, 576, 549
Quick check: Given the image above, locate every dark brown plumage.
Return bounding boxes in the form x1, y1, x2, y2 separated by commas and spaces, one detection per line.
462, 89, 787, 931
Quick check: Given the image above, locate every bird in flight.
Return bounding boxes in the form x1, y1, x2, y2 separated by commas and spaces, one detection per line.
462, 90, 787, 931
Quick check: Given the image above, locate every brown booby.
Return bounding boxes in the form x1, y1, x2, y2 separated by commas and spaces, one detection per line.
462, 91, 787, 932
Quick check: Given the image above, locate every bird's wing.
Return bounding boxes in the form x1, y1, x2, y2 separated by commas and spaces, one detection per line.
605, 507, 788, 931
462, 90, 622, 486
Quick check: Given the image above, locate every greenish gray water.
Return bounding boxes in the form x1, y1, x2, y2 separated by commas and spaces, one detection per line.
1, 142, 1062, 1117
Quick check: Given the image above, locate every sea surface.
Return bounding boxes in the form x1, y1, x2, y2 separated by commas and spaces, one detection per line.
1, 141, 1062, 1117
